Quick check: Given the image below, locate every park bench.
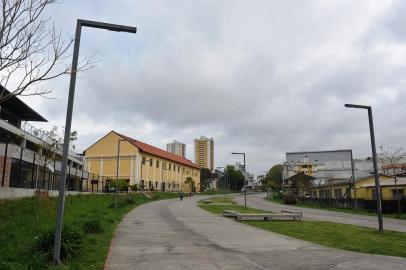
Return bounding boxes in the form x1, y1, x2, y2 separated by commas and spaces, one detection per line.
223, 210, 239, 218
235, 213, 301, 221
281, 209, 303, 220
223, 210, 302, 221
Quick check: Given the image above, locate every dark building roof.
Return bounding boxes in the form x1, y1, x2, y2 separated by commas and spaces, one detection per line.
0, 85, 47, 122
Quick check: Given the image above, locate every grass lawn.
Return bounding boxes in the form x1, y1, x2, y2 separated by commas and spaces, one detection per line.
265, 197, 406, 220
0, 192, 177, 269
201, 196, 236, 204
246, 220, 406, 258
198, 198, 269, 215
199, 199, 406, 258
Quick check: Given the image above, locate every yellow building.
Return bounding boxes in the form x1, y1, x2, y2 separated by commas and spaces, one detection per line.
194, 136, 214, 172
84, 131, 200, 192
310, 175, 406, 200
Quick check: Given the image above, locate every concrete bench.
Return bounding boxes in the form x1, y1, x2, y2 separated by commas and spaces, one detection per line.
236, 213, 301, 221
223, 210, 239, 217
281, 209, 303, 219
223, 209, 302, 221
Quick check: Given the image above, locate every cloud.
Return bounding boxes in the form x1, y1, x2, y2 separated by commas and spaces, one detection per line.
20, 0, 406, 174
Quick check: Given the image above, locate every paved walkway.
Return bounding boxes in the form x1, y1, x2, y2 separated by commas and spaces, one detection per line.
105, 195, 406, 269
234, 193, 406, 232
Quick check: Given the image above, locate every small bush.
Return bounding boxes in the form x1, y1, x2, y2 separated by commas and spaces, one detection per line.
83, 219, 103, 234
32, 225, 84, 262
130, 184, 139, 191
282, 192, 297, 205
106, 180, 129, 192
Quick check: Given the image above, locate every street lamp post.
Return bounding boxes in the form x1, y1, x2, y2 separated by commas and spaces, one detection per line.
53, 19, 136, 264
232, 152, 246, 208
345, 104, 383, 232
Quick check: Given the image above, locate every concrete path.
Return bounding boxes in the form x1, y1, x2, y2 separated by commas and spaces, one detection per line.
104, 195, 406, 270
235, 193, 406, 232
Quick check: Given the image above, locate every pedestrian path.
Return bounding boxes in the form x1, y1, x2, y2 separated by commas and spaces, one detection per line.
104, 195, 406, 270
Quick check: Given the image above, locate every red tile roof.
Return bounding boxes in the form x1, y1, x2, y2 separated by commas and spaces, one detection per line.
115, 132, 200, 169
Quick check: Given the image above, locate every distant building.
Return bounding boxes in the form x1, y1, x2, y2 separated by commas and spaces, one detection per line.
284, 150, 358, 180
166, 140, 186, 157
283, 149, 406, 200
194, 136, 214, 172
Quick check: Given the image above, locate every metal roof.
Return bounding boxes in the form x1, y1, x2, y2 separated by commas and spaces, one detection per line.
0, 85, 47, 122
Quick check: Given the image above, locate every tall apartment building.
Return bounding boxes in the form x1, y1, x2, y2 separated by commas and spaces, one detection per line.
166, 140, 186, 157
194, 136, 214, 171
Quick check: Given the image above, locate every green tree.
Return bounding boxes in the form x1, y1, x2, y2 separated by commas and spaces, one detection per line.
288, 172, 315, 196
200, 168, 212, 190
264, 165, 283, 194
223, 165, 244, 191
185, 177, 195, 192
266, 164, 283, 191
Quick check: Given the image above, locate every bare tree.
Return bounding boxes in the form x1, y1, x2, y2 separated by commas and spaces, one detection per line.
379, 145, 406, 218
33, 125, 77, 189
0, 0, 93, 103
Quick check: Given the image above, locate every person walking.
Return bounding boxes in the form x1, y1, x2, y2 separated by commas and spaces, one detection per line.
179, 191, 184, 201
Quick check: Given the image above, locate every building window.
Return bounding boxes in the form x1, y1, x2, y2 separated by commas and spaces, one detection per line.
149, 159, 153, 167
178, 166, 180, 172
392, 189, 404, 200
319, 190, 324, 198
169, 164, 171, 170
142, 157, 146, 165
173, 165, 176, 171
156, 160, 159, 168
334, 188, 342, 198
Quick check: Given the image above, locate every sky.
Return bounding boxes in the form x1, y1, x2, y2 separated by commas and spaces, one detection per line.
18, 0, 406, 175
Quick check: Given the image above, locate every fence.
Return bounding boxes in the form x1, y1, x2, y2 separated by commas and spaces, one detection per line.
7, 161, 109, 193
299, 197, 406, 214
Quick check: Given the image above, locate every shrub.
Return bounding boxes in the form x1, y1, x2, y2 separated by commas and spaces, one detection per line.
83, 219, 103, 234
106, 180, 129, 192
130, 184, 139, 191
282, 192, 297, 205
32, 225, 84, 262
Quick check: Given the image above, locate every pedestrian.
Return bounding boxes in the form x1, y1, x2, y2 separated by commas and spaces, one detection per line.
179, 191, 184, 201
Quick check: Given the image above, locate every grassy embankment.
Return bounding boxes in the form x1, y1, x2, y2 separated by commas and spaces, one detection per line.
0, 192, 177, 269
199, 197, 406, 258
266, 196, 406, 220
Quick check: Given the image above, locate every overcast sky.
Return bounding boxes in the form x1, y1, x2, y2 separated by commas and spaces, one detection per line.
21, 0, 406, 175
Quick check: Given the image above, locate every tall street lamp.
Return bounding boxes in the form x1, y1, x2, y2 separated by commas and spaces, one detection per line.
232, 152, 246, 208
345, 104, 383, 232
53, 19, 137, 264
